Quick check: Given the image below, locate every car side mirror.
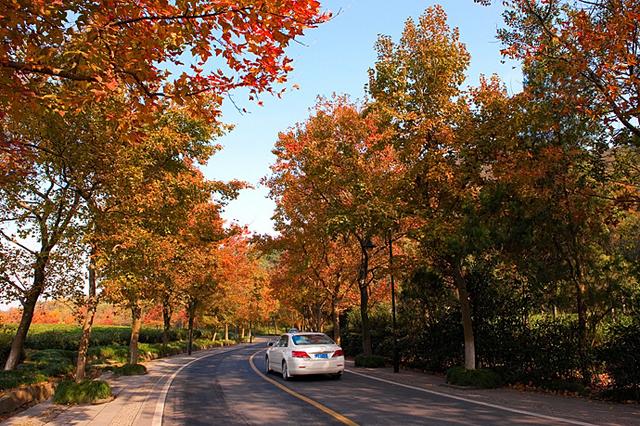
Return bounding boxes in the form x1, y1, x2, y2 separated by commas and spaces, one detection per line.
267, 342, 274, 347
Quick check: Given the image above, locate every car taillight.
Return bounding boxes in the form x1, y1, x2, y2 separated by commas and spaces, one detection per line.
332, 349, 344, 358
291, 351, 310, 358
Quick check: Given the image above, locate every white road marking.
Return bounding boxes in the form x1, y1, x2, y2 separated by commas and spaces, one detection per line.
151, 346, 241, 426
345, 369, 598, 426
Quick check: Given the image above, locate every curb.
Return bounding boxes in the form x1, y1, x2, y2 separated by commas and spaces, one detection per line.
0, 381, 56, 415
440, 383, 482, 390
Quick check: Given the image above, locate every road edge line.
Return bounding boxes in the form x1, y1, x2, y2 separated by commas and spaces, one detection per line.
345, 369, 597, 426
150, 346, 243, 426
249, 350, 358, 426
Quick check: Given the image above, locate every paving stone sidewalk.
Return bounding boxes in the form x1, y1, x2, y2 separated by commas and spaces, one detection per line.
1, 345, 241, 426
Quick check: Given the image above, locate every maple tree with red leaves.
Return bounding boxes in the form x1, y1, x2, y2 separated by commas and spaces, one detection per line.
0, 0, 330, 183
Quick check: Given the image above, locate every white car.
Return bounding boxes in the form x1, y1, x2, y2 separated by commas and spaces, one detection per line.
265, 332, 344, 380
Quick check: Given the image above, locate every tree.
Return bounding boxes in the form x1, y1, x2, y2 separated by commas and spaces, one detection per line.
0, 0, 330, 180
268, 96, 400, 355
171, 202, 228, 355
498, 0, 640, 141
1, 107, 85, 371
99, 107, 237, 364
367, 6, 480, 369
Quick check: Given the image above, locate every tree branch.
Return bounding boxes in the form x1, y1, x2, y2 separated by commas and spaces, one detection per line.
0, 60, 99, 82
0, 230, 37, 255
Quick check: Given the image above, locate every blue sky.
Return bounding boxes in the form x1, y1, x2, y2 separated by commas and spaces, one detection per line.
204, 0, 523, 235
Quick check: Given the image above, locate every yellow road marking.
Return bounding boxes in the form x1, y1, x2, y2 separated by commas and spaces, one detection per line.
249, 351, 358, 426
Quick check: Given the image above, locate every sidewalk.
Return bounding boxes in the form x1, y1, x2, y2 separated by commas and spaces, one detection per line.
2, 346, 240, 426
344, 361, 640, 426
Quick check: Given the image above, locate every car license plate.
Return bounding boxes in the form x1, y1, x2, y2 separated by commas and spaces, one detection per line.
315, 353, 328, 359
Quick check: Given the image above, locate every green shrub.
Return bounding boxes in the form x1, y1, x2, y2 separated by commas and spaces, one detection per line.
53, 379, 112, 405
599, 320, 640, 401
0, 326, 28, 368
446, 366, 503, 389
354, 354, 386, 368
341, 307, 394, 358
26, 349, 75, 376
542, 379, 588, 395
0, 369, 49, 391
17, 325, 213, 351
87, 345, 129, 365
111, 363, 147, 376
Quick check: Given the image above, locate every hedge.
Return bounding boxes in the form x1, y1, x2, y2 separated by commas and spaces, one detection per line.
53, 380, 112, 405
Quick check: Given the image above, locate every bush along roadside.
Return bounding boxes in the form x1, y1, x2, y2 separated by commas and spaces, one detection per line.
446, 366, 503, 389
53, 380, 112, 405
354, 354, 386, 368
110, 364, 147, 376
1, 335, 235, 394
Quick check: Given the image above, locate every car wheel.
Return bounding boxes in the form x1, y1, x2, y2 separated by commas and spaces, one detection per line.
265, 356, 271, 374
282, 362, 290, 381
331, 372, 343, 380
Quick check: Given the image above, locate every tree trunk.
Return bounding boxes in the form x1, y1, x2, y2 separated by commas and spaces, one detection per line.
315, 303, 323, 332
75, 296, 98, 381
359, 285, 372, 356
4, 258, 47, 371
248, 319, 253, 343
212, 332, 217, 342
4, 291, 38, 371
75, 248, 98, 382
331, 299, 341, 345
358, 247, 372, 356
187, 300, 197, 355
241, 327, 245, 339
224, 323, 229, 341
162, 296, 172, 345
129, 304, 142, 365
452, 263, 475, 370
575, 280, 591, 384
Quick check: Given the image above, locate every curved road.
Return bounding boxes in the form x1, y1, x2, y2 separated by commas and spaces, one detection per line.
161, 343, 598, 426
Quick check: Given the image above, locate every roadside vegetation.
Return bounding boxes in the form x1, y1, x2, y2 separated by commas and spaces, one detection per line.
53, 380, 112, 405
264, 1, 640, 403
0, 325, 242, 394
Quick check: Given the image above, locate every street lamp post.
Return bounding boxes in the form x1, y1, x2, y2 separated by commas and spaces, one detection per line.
388, 231, 399, 373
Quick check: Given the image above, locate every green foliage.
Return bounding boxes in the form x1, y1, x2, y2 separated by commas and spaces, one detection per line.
0, 325, 212, 356
87, 345, 129, 365
0, 328, 19, 367
53, 380, 112, 405
354, 354, 386, 368
111, 363, 147, 376
341, 307, 394, 357
21, 325, 179, 350
0, 369, 48, 391
599, 319, 640, 401
25, 349, 75, 377
446, 366, 503, 389
541, 379, 588, 396
87, 339, 228, 366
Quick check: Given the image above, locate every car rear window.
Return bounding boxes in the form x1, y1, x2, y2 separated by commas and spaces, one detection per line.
292, 334, 334, 345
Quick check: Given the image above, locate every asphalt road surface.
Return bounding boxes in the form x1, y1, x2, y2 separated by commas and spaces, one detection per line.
162, 343, 591, 426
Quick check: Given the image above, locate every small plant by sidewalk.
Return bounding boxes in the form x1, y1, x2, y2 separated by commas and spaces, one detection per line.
53, 380, 112, 405
446, 366, 503, 389
355, 354, 386, 368
111, 363, 147, 376
0, 370, 49, 392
